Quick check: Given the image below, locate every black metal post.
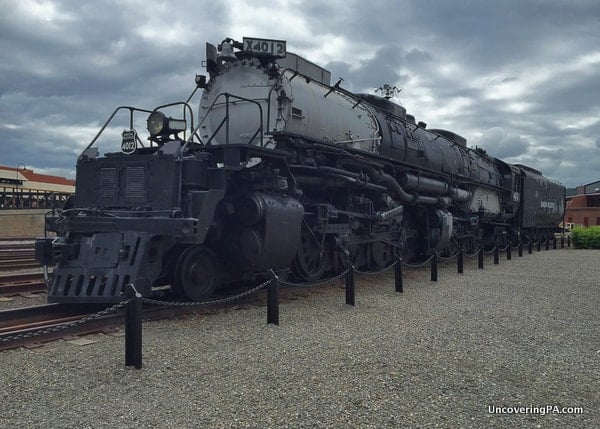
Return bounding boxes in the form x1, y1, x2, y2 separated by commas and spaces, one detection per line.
561, 236, 564, 248
125, 284, 143, 369
493, 246, 499, 265
267, 270, 279, 325
537, 241, 541, 252
431, 252, 438, 281
478, 247, 484, 269
345, 261, 355, 306
395, 256, 403, 293
457, 249, 464, 274
545, 239, 549, 250
567, 236, 571, 247
506, 245, 512, 261
553, 238, 557, 249
518, 241, 523, 257
528, 241, 533, 254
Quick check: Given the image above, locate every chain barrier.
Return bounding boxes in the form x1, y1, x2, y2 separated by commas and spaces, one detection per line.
355, 260, 399, 276
3, 232, 561, 349
0, 265, 380, 348
438, 250, 461, 261
463, 249, 481, 259
402, 253, 435, 269
281, 269, 350, 287
0, 299, 131, 344
140, 279, 273, 307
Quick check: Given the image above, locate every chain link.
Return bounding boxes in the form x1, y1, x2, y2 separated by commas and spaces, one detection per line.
0, 299, 131, 343
438, 251, 461, 261
402, 253, 435, 268
281, 269, 350, 288
141, 279, 272, 307
355, 259, 398, 276
463, 250, 480, 259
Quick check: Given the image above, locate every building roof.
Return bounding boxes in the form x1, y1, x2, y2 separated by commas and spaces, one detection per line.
0, 165, 75, 192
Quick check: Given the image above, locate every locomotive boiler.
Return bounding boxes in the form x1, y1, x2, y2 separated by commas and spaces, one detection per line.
36, 37, 565, 303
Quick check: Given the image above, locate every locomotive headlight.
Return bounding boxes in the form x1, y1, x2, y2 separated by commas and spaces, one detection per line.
168, 118, 186, 132
146, 111, 187, 137
147, 111, 167, 136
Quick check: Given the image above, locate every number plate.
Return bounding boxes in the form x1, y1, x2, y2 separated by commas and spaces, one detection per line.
121, 129, 137, 154
242, 37, 286, 58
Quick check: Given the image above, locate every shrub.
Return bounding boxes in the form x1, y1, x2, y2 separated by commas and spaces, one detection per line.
571, 226, 600, 249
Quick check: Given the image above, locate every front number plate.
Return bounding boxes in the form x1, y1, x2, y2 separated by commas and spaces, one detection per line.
243, 37, 286, 58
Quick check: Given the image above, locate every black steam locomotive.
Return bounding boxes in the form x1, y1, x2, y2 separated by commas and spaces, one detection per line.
37, 37, 565, 303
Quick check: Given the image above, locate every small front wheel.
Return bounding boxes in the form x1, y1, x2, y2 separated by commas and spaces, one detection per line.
173, 245, 220, 301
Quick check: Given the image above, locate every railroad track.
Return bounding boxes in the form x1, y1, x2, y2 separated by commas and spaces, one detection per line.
0, 301, 200, 351
0, 237, 36, 242
0, 303, 112, 350
0, 239, 49, 272
0, 272, 48, 296
0, 259, 41, 270
0, 249, 35, 259
0, 243, 34, 251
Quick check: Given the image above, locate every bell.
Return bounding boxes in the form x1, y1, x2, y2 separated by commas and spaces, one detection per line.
218, 42, 236, 62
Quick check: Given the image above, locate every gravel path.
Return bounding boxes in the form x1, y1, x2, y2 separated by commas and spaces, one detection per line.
1, 248, 598, 428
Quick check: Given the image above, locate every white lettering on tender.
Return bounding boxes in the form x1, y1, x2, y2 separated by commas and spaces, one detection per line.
540, 201, 557, 210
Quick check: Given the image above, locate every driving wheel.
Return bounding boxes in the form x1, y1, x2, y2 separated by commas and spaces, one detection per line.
370, 241, 394, 270
292, 224, 329, 282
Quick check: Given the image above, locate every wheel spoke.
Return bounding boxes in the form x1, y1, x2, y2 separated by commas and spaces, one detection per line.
292, 223, 329, 282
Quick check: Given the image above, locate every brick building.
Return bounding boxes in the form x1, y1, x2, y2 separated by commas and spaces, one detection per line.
565, 179, 600, 227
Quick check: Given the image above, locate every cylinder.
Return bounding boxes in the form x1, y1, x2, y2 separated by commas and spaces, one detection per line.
236, 194, 265, 226
415, 195, 439, 206
400, 173, 449, 195
448, 187, 471, 202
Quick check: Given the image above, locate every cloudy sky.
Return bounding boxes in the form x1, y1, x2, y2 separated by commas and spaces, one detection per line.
1, 0, 599, 187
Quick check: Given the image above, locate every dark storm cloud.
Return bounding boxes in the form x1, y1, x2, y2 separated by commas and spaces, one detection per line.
316, 0, 600, 70
325, 44, 411, 91
0, 0, 228, 174
532, 71, 600, 115
474, 127, 530, 159
534, 148, 566, 161
0, 0, 599, 187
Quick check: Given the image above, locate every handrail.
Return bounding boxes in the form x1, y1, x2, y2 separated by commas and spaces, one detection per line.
83, 106, 154, 153
185, 92, 265, 151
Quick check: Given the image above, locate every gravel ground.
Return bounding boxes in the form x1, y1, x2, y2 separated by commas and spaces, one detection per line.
1, 247, 598, 428
0, 292, 47, 309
